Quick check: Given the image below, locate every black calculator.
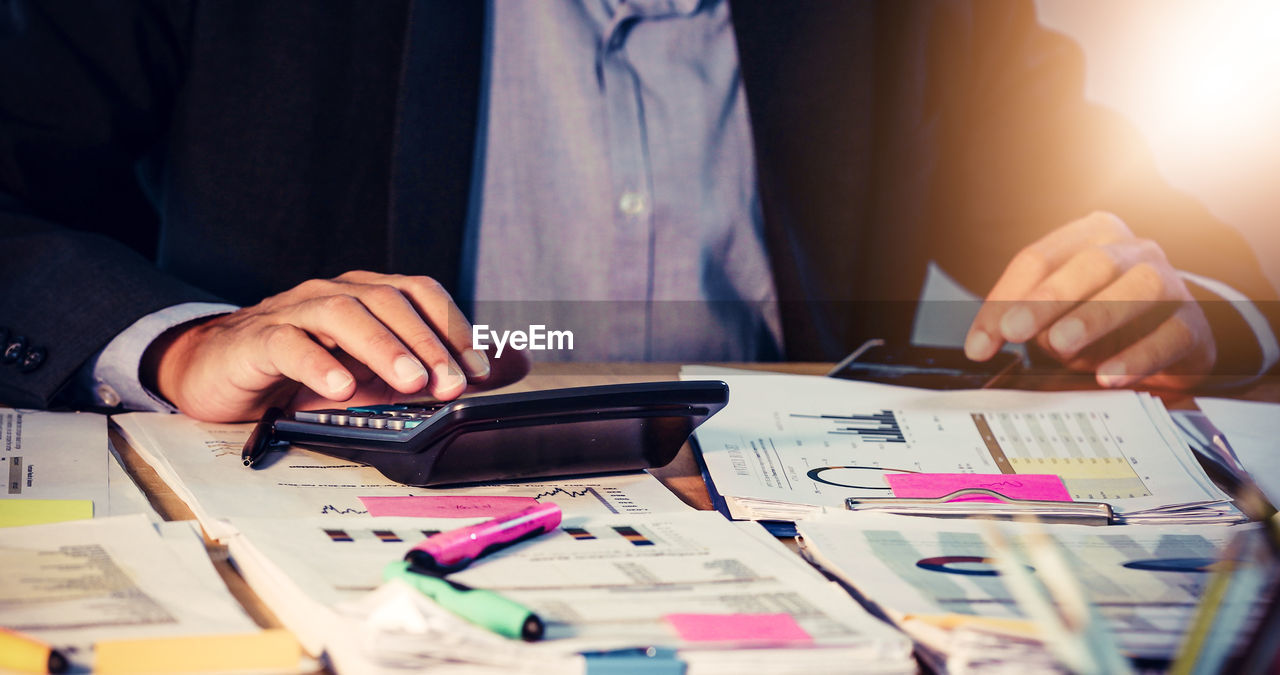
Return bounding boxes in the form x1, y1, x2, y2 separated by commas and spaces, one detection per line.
243, 381, 729, 487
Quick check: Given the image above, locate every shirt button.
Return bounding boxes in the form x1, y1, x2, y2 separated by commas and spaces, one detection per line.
618, 191, 648, 216
96, 384, 121, 407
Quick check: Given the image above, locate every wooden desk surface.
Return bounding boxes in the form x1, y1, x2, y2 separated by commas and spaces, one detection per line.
109, 362, 1280, 634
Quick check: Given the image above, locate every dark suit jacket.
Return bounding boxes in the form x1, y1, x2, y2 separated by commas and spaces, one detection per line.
1, 0, 1274, 408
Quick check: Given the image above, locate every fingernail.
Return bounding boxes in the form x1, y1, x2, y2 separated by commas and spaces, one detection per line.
433, 363, 466, 394
1049, 318, 1085, 354
461, 349, 491, 379
1097, 361, 1128, 388
1000, 307, 1036, 342
325, 369, 353, 394
964, 331, 992, 360
393, 355, 427, 384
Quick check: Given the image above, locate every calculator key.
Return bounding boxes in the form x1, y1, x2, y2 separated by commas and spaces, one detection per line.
329, 413, 350, 426
347, 412, 371, 428
367, 414, 393, 429
295, 409, 345, 424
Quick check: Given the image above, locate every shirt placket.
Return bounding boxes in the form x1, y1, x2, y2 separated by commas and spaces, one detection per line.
596, 4, 658, 357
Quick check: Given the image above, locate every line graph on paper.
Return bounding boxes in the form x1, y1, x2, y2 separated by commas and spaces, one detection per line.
531, 486, 620, 514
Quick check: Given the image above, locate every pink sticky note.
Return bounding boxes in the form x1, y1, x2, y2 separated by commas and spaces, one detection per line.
358, 495, 539, 517
664, 613, 812, 644
886, 473, 1072, 502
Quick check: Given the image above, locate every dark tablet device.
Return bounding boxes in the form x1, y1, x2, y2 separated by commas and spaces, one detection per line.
243, 380, 729, 487
829, 339, 1022, 390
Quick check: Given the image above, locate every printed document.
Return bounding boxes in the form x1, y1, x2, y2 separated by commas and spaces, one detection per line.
0, 514, 257, 668
113, 412, 692, 541
796, 511, 1260, 667
683, 369, 1230, 523
1195, 397, 1280, 507
0, 411, 158, 523
225, 511, 913, 673
1, 411, 107, 510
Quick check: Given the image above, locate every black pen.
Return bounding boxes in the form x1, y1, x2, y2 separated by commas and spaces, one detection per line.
242, 407, 284, 467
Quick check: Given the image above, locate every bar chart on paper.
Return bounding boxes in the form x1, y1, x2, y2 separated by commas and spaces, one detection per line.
685, 369, 1228, 521
790, 410, 906, 444
785, 405, 1151, 501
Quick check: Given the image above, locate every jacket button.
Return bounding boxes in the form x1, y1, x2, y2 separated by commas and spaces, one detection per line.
18, 346, 45, 373
1, 335, 25, 364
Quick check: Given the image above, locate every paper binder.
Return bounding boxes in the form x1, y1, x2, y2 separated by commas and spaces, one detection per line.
845, 487, 1116, 525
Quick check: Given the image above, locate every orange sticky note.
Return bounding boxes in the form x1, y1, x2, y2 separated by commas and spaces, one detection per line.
94, 629, 302, 674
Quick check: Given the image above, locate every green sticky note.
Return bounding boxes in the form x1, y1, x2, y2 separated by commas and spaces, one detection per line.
0, 499, 94, 527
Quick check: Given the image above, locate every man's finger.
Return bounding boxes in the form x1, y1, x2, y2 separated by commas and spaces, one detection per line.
1043, 266, 1179, 364
339, 272, 490, 381
966, 215, 1114, 360
998, 244, 1137, 347
260, 323, 356, 400
1096, 305, 1208, 388
291, 294, 455, 397
989, 212, 1132, 303
388, 275, 490, 380
967, 214, 1141, 361
340, 281, 472, 397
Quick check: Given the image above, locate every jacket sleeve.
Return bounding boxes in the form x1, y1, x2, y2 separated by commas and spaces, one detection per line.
0, 0, 219, 408
924, 0, 1278, 376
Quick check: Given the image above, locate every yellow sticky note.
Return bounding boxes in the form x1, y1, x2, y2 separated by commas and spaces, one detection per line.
0, 499, 94, 527
95, 629, 302, 674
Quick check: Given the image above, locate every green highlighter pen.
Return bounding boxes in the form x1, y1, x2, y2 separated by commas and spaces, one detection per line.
382, 561, 545, 641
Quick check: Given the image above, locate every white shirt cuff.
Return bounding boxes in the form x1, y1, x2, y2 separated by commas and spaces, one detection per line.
85, 302, 239, 411
1180, 271, 1279, 376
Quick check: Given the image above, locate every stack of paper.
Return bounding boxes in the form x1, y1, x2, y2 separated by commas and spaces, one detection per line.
225, 511, 916, 673
1192, 397, 1280, 508
0, 514, 276, 671
112, 412, 694, 541
0, 410, 159, 526
795, 511, 1262, 672
683, 369, 1238, 527
114, 412, 914, 671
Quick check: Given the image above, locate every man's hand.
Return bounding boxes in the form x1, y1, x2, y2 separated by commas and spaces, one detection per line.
143, 271, 528, 422
963, 212, 1216, 389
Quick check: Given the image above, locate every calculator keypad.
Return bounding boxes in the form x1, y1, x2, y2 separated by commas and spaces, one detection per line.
292, 404, 444, 430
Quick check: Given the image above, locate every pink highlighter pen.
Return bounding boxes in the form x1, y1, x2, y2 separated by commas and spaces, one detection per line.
405, 502, 563, 574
